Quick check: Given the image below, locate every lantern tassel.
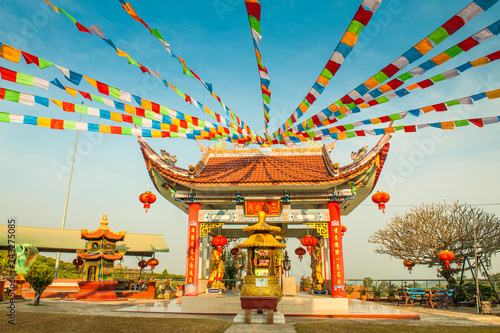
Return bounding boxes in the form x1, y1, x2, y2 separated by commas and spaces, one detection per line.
379, 203, 386, 214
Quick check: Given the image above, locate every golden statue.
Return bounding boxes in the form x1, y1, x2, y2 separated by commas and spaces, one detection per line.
208, 246, 224, 288
310, 236, 324, 289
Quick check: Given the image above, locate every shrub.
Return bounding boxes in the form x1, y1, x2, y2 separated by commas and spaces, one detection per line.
25, 266, 54, 305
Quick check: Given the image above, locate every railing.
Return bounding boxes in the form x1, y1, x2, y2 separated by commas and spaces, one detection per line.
345, 278, 500, 299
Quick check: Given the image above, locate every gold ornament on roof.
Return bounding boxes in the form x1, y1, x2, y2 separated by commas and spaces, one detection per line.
238, 211, 285, 249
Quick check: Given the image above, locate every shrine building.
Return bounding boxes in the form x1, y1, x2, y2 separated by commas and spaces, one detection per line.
139, 134, 390, 298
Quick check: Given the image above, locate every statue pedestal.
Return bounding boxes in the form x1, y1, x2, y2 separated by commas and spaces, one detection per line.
75, 281, 118, 300
14, 278, 26, 300
282, 277, 296, 297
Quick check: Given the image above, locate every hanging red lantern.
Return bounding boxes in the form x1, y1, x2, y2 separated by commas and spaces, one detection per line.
295, 247, 306, 262
138, 260, 148, 268
212, 235, 228, 247
301, 235, 317, 255
73, 258, 83, 268
403, 260, 415, 274
371, 190, 390, 213
340, 225, 347, 234
147, 258, 159, 267
230, 247, 239, 256
139, 191, 156, 213
439, 250, 455, 270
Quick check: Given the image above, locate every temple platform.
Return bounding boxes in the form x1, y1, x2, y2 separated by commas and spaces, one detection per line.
112, 292, 420, 319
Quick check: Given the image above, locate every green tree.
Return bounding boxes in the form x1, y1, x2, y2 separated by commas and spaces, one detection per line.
160, 269, 169, 279
25, 266, 54, 305
369, 202, 500, 287
223, 250, 237, 289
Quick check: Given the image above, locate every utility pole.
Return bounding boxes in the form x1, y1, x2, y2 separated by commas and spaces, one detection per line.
54, 112, 82, 279
473, 213, 481, 314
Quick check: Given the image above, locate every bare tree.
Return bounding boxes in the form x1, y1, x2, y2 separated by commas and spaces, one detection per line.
369, 202, 500, 286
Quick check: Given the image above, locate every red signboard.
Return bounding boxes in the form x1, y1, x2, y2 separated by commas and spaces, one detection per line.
185, 203, 201, 296
245, 200, 280, 216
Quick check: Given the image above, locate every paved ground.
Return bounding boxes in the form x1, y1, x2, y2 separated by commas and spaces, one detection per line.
3, 298, 500, 332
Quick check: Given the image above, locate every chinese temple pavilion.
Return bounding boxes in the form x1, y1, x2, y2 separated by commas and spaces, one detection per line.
139, 134, 390, 298
77, 214, 126, 282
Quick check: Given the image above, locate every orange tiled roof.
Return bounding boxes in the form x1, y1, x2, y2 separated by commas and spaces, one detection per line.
139, 137, 390, 187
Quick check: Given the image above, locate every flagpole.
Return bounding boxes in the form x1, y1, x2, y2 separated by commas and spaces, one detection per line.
54, 112, 82, 279
473, 212, 480, 314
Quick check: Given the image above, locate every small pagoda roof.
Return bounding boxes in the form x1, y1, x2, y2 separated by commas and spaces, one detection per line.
242, 212, 281, 234
77, 251, 126, 261
81, 215, 126, 241
238, 211, 286, 249
237, 233, 286, 249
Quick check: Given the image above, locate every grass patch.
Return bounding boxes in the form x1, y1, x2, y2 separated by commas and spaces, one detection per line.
295, 323, 500, 333
0, 311, 231, 333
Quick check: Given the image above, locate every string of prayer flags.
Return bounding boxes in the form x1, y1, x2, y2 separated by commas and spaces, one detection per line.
244, 0, 271, 135
293, 88, 500, 139
0, 86, 245, 140
359, 21, 500, 103
44, 0, 258, 138
42, 4, 154, 75
0, 41, 251, 138
115, 1, 256, 137
276, 0, 382, 137
0, 67, 49, 90
0, 111, 253, 143
274, 0, 499, 138
356, 50, 500, 108
0, 87, 49, 107
282, 20, 500, 139
42, 2, 256, 136
270, 115, 500, 144
0, 66, 238, 136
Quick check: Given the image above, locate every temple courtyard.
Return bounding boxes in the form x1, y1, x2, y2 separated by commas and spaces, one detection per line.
2, 296, 499, 332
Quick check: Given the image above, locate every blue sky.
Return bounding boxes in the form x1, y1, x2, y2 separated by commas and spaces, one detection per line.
1, 0, 499, 280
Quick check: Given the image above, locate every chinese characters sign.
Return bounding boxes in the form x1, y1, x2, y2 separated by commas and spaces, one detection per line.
186, 221, 197, 285
245, 200, 280, 217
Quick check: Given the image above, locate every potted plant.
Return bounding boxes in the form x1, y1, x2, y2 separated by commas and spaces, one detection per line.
300, 276, 312, 292
372, 286, 381, 302
387, 284, 396, 302
345, 286, 354, 299
359, 286, 368, 301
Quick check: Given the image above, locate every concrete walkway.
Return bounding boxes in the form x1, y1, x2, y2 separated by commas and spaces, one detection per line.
4, 298, 500, 332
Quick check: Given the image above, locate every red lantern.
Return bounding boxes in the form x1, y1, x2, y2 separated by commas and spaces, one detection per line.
340, 225, 347, 234
403, 260, 415, 274
295, 247, 306, 262
147, 258, 159, 267
230, 247, 239, 256
212, 235, 228, 247
439, 250, 455, 270
139, 191, 157, 213
73, 258, 83, 268
371, 190, 390, 213
138, 260, 148, 268
301, 235, 317, 255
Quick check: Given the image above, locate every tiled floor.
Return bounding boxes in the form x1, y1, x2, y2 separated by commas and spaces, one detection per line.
113, 296, 419, 319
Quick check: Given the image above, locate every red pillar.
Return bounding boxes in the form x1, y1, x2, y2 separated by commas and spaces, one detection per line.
327, 201, 345, 298
185, 202, 201, 296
